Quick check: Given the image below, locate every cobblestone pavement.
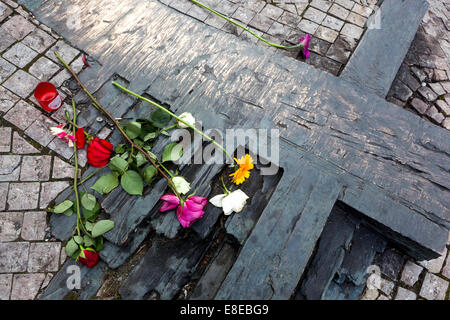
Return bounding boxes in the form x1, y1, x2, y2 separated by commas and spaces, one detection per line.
0, 0, 449, 300
160, 0, 379, 76
0, 0, 90, 300
386, 0, 450, 131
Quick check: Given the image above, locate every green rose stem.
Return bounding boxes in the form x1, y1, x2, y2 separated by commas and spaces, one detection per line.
54, 51, 182, 200
111, 81, 235, 164
70, 99, 82, 237
188, 0, 302, 50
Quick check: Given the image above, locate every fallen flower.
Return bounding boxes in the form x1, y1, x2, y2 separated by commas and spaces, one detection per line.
210, 189, 249, 215
78, 249, 99, 268
177, 112, 196, 128
75, 128, 86, 149
50, 124, 76, 147
172, 176, 191, 195
87, 137, 114, 168
230, 154, 254, 185
82, 54, 91, 67
160, 194, 207, 228
299, 34, 311, 59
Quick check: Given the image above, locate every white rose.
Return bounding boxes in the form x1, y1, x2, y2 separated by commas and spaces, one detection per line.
172, 176, 191, 195
177, 112, 196, 128
209, 189, 249, 215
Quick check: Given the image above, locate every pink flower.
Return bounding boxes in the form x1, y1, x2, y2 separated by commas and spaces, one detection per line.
299, 34, 311, 59
160, 194, 207, 228
50, 124, 76, 147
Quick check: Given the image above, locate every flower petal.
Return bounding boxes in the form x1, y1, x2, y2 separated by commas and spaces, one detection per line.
209, 194, 226, 208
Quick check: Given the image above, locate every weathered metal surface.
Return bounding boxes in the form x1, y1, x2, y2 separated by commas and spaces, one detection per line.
342, 0, 429, 97
22, 0, 450, 300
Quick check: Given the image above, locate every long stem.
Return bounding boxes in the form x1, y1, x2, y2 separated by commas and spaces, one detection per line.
112, 81, 234, 163
55, 51, 181, 199
158, 162, 174, 179
189, 0, 302, 50
71, 99, 81, 237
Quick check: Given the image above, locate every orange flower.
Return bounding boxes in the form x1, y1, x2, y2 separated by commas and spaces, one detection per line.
230, 154, 254, 185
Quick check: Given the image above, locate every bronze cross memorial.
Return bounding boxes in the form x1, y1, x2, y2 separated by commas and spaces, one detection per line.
21, 0, 450, 300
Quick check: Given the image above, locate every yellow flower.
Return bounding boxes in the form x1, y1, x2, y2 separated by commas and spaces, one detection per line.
230, 154, 254, 185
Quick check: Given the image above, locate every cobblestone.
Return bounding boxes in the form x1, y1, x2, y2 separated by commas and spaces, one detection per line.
22, 28, 56, 53
0, 212, 23, 241
419, 247, 447, 274
20, 156, 51, 181
39, 181, 70, 209
52, 157, 75, 179
2, 14, 35, 40
24, 115, 58, 147
0, 274, 12, 300
3, 42, 38, 68
419, 272, 449, 300
21, 211, 47, 241
0, 126, 12, 152
12, 132, 39, 154
27, 242, 60, 272
29, 56, 60, 81
3, 70, 39, 98
10, 273, 45, 300
400, 261, 423, 287
0, 183, 8, 211
0, 57, 16, 83
46, 40, 80, 65
0, 242, 29, 272
0, 86, 19, 113
7, 182, 40, 210
395, 287, 417, 300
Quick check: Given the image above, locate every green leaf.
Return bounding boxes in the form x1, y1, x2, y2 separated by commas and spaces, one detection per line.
115, 144, 127, 154
143, 132, 157, 142
63, 208, 74, 217
91, 172, 119, 195
83, 235, 95, 247
95, 236, 104, 251
91, 220, 115, 238
133, 139, 144, 148
82, 201, 100, 222
135, 153, 148, 168
121, 170, 144, 195
144, 165, 158, 185
73, 236, 84, 245
53, 200, 74, 214
124, 121, 141, 139
147, 151, 158, 161
150, 109, 171, 128
81, 193, 96, 211
109, 155, 129, 174
161, 130, 170, 136
85, 221, 95, 232
65, 238, 79, 257
162, 142, 183, 163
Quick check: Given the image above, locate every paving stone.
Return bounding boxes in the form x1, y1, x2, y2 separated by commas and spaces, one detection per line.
2, 70, 39, 98
397, 64, 421, 92
248, 13, 274, 32
260, 4, 283, 20
442, 253, 450, 279
441, 81, 450, 93
307, 52, 342, 76
310, 0, 332, 12
410, 98, 429, 115
186, 4, 209, 21
0, 56, 16, 83
321, 15, 344, 31
341, 22, 364, 39
0, 274, 12, 300
419, 247, 447, 273
4, 100, 41, 131
20, 155, 51, 181
401, 261, 423, 287
328, 3, 350, 20
12, 132, 39, 154
346, 11, 367, 27
433, 70, 448, 82
7, 182, 39, 210
40, 273, 53, 290
231, 6, 256, 24
0, 86, 19, 113
411, 66, 427, 82
27, 242, 61, 272
46, 40, 80, 65
0, 25, 15, 52
0, 155, 20, 176
0, 1, 12, 21
21, 28, 56, 53
278, 11, 300, 28
1, 15, 35, 40
0, 211, 23, 241
39, 181, 70, 209
427, 108, 445, 124
315, 25, 339, 43
395, 287, 417, 300
429, 82, 446, 96
335, 0, 354, 10
50, 69, 71, 88
10, 273, 45, 300
443, 118, 450, 130
419, 272, 449, 300
52, 157, 75, 179
298, 19, 319, 34
0, 183, 8, 211
21, 211, 47, 241
379, 278, 395, 297
169, 0, 193, 12
309, 36, 331, 55
387, 96, 406, 107
0, 242, 29, 272
69, 55, 84, 74
360, 287, 379, 300
303, 7, 327, 24
377, 294, 390, 300
267, 21, 292, 38
204, 13, 227, 29
47, 136, 74, 160
28, 56, 60, 81
0, 126, 12, 152
25, 115, 58, 147
391, 80, 413, 102
326, 35, 356, 63
352, 3, 373, 17
418, 85, 439, 102
3, 42, 38, 68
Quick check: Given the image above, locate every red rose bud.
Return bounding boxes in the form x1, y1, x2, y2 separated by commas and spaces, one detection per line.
78, 249, 99, 268
75, 128, 86, 149
87, 137, 113, 168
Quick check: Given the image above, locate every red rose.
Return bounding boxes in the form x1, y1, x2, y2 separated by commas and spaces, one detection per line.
75, 128, 86, 149
87, 137, 113, 168
78, 249, 99, 268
